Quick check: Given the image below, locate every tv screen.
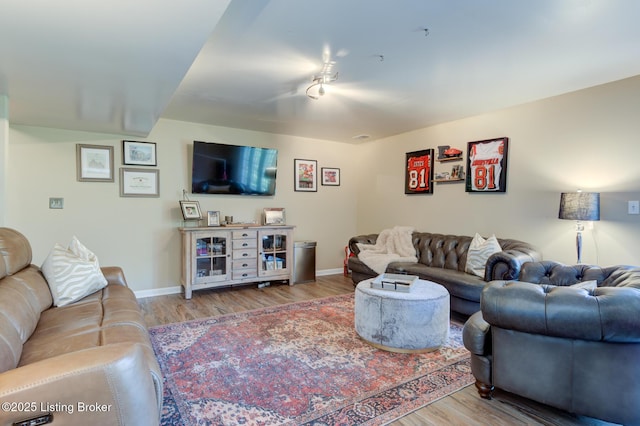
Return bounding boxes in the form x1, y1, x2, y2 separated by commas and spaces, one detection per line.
191, 141, 278, 195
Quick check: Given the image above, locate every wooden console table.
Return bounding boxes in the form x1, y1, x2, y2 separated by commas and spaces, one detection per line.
180, 225, 295, 299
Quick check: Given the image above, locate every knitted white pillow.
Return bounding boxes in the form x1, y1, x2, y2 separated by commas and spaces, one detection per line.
41, 236, 107, 307
465, 233, 502, 277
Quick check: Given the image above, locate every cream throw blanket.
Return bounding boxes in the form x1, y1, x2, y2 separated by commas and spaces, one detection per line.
356, 226, 418, 274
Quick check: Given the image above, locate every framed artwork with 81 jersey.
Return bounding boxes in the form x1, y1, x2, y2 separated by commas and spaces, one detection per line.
405, 149, 434, 194
465, 137, 509, 193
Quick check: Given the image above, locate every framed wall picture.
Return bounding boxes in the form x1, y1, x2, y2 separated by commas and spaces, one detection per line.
465, 137, 509, 193
76, 144, 114, 182
207, 211, 220, 226
321, 167, 340, 186
180, 201, 202, 220
122, 140, 157, 166
119, 168, 159, 197
405, 149, 434, 194
294, 159, 317, 192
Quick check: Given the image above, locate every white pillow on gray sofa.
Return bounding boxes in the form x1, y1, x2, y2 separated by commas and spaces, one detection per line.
41, 236, 107, 307
466, 233, 502, 277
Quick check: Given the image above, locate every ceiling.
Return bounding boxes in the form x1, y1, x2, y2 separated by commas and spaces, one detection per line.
2, 0, 640, 143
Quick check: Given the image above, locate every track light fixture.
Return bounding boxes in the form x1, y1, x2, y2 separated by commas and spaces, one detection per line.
306, 72, 338, 100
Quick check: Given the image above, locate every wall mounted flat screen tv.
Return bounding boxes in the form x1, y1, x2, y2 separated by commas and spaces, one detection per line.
191, 141, 278, 195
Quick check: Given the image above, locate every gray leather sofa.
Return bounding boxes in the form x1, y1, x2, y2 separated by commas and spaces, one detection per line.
463, 260, 640, 425
348, 232, 541, 315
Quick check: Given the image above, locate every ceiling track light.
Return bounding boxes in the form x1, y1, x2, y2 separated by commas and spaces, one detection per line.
306, 72, 338, 100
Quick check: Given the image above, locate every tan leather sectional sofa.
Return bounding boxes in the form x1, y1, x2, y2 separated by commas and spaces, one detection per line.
0, 228, 162, 425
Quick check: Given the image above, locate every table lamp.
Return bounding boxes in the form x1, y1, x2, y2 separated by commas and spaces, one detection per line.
558, 191, 600, 264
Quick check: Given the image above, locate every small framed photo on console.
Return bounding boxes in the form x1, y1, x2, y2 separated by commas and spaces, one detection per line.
263, 208, 286, 225
207, 211, 220, 227
180, 201, 202, 221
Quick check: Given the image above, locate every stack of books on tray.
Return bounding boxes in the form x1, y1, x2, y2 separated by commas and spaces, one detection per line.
370, 274, 418, 293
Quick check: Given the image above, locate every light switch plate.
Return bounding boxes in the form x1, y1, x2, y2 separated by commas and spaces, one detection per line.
628, 200, 639, 215
49, 197, 64, 209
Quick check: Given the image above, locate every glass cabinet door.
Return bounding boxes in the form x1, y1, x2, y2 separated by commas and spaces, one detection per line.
195, 233, 230, 283
259, 231, 289, 277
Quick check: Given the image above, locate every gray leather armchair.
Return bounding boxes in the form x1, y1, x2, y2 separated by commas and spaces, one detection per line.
463, 260, 640, 425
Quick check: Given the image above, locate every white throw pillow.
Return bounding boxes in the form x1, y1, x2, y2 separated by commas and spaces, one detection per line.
41, 236, 107, 307
465, 233, 502, 277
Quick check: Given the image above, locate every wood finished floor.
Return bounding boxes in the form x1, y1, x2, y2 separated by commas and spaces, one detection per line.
138, 274, 616, 426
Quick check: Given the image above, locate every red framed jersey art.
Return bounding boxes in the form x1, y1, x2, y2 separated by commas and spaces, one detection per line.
465, 137, 509, 193
405, 149, 434, 194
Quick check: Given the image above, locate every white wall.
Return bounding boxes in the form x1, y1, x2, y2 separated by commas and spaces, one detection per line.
0, 95, 8, 225
7, 119, 359, 292
354, 75, 640, 267
6, 75, 640, 295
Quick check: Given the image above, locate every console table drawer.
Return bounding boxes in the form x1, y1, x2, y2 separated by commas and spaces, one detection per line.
233, 269, 257, 280
233, 259, 256, 270
232, 230, 257, 240
232, 239, 257, 249
233, 249, 256, 260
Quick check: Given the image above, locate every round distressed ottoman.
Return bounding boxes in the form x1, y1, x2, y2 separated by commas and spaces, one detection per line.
354, 278, 450, 353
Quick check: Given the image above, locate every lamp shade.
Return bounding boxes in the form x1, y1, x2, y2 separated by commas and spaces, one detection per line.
558, 192, 600, 221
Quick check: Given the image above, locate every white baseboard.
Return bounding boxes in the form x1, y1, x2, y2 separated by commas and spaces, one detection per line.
317, 268, 343, 276
135, 286, 182, 299
134, 268, 345, 299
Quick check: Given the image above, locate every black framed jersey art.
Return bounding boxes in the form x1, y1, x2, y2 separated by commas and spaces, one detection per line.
405, 149, 434, 194
465, 137, 509, 193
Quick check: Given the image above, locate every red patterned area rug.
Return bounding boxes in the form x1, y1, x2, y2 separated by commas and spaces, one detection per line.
150, 294, 473, 425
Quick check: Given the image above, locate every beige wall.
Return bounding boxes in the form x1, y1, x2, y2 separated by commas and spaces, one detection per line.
354, 75, 640, 267
5, 75, 640, 294
7, 119, 358, 293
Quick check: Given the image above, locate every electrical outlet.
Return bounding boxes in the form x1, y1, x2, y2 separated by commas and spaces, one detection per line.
628, 200, 639, 215
49, 197, 64, 209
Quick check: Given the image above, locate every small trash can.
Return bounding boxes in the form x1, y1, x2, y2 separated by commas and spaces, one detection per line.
293, 241, 316, 284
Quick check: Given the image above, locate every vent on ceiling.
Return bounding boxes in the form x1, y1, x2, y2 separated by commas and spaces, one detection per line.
352, 134, 370, 141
